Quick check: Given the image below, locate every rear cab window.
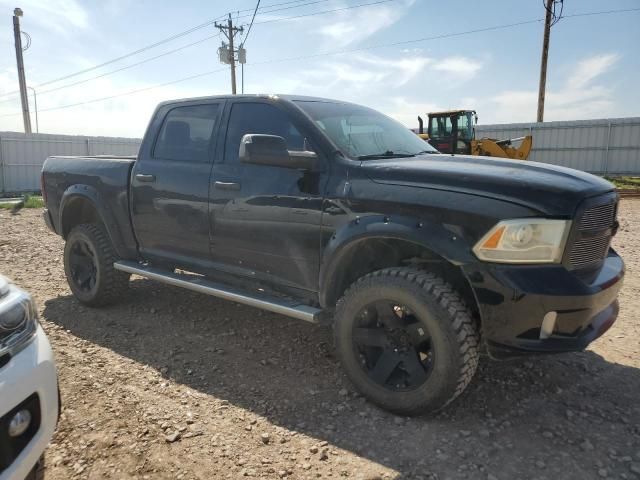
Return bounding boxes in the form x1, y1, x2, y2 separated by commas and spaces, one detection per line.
153, 104, 220, 162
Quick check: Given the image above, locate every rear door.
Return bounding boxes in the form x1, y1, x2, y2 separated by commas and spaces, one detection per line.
209, 100, 325, 292
131, 100, 223, 266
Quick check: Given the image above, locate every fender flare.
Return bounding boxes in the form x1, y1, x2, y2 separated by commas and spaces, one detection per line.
318, 214, 477, 307
58, 185, 130, 259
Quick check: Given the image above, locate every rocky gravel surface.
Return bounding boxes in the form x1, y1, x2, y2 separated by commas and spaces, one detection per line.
1, 202, 639, 480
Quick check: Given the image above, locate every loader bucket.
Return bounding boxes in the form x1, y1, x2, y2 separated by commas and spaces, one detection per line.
471, 135, 532, 160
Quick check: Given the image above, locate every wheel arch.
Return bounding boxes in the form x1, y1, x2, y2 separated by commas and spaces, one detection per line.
59, 185, 132, 259
319, 218, 481, 325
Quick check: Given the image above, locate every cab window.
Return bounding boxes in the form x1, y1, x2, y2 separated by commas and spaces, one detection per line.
224, 103, 305, 164
430, 116, 452, 138
154, 104, 219, 162
457, 114, 471, 139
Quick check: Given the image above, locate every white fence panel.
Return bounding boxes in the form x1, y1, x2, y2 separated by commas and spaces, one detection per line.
475, 117, 640, 175
0, 131, 141, 194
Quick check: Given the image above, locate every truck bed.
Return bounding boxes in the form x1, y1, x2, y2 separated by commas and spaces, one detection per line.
42, 155, 139, 259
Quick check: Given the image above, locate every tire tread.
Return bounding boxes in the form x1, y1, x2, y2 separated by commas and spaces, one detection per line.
65, 223, 128, 307
335, 267, 480, 414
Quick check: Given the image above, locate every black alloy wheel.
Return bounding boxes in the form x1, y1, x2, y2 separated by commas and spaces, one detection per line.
353, 300, 433, 391
68, 237, 98, 293
63, 223, 129, 306
334, 268, 480, 415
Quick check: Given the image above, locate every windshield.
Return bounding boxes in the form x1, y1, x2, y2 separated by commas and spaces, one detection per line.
294, 100, 438, 159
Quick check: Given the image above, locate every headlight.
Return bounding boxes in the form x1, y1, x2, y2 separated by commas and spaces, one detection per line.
473, 219, 571, 264
0, 300, 31, 331
0, 279, 38, 357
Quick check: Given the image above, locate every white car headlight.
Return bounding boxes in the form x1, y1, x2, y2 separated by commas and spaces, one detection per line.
0, 277, 38, 357
473, 219, 571, 264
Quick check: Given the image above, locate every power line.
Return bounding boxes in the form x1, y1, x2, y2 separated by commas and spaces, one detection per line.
240, 0, 261, 48
1, 6, 638, 118
0, 68, 229, 117
4, 2, 373, 102
0, 0, 333, 99
237, 0, 395, 92
252, 0, 396, 25
36, 18, 226, 87
235, 0, 330, 15
240, 0, 262, 94
221, 0, 331, 24
2, 19, 534, 118
6, 0, 628, 105
0, 0, 341, 102
0, 14, 229, 99
251, 19, 544, 66
544, 0, 565, 27
236, 0, 334, 21
0, 34, 220, 103
251, 6, 640, 64
562, 6, 640, 19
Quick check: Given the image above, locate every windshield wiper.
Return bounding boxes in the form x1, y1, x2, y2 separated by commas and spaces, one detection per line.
357, 150, 416, 160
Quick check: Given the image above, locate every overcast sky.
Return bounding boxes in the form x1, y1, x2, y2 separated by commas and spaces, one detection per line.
0, 0, 638, 137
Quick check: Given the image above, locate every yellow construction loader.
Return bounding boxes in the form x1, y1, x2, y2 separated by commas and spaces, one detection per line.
416, 110, 532, 160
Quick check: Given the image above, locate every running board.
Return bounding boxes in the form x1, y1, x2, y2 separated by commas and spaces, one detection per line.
113, 260, 322, 323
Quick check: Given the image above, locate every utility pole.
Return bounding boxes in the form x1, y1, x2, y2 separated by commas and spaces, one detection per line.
13, 7, 32, 133
227, 16, 238, 95
215, 15, 243, 94
28, 86, 38, 133
536, 0, 554, 123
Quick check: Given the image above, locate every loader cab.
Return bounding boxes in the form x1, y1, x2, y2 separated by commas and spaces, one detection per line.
427, 110, 477, 154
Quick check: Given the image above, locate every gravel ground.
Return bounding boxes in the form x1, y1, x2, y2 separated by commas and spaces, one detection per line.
1, 202, 639, 480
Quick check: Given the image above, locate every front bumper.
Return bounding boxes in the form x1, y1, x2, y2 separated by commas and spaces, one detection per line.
0, 326, 59, 480
463, 249, 624, 358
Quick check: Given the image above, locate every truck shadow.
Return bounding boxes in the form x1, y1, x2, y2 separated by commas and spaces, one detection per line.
42, 279, 640, 479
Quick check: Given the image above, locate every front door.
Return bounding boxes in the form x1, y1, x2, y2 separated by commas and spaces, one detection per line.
131, 101, 223, 266
209, 101, 324, 292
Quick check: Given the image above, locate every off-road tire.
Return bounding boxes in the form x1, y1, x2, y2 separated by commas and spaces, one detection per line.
334, 267, 480, 415
64, 223, 129, 307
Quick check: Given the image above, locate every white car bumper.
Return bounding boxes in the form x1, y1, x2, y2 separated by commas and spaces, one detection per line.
0, 325, 59, 480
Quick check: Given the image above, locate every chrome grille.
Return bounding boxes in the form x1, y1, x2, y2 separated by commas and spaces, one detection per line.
569, 232, 612, 269
579, 203, 616, 231
569, 199, 617, 269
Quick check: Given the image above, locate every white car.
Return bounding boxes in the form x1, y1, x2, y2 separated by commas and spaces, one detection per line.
0, 275, 59, 480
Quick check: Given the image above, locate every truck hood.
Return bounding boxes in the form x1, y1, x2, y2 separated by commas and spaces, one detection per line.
361, 154, 615, 216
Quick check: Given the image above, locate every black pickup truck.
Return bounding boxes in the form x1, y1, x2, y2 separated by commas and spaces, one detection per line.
41, 95, 624, 415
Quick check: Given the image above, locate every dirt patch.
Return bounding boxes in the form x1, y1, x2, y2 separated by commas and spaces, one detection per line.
1, 204, 639, 480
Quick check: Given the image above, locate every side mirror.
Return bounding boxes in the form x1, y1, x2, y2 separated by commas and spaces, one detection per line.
239, 134, 320, 171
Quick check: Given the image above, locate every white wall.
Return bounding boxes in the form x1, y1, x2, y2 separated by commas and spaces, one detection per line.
476, 117, 640, 175
0, 131, 141, 194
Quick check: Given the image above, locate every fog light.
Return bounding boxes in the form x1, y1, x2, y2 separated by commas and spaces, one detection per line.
540, 311, 557, 340
8, 409, 31, 437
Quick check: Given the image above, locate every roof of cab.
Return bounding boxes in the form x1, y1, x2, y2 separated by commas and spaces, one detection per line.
428, 109, 477, 116
156, 94, 356, 108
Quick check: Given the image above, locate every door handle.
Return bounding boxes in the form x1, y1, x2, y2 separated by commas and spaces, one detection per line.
135, 174, 156, 183
214, 181, 241, 191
